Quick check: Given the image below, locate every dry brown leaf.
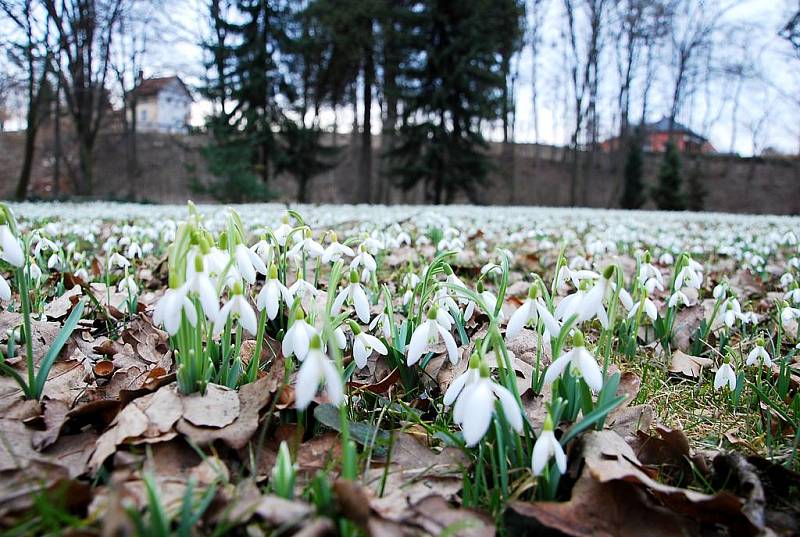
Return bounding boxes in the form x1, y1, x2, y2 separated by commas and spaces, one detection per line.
44, 285, 83, 320
507, 474, 699, 536
176, 373, 276, 450
671, 305, 705, 352
181, 383, 240, 428
583, 430, 756, 533
669, 350, 713, 378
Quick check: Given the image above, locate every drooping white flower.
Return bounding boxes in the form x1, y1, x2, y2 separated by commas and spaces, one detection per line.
350, 243, 377, 282
153, 284, 197, 336
407, 306, 459, 366
780, 304, 800, 330
477, 282, 504, 321
107, 252, 130, 271
321, 232, 354, 264
118, 275, 139, 296
272, 216, 294, 247
257, 264, 294, 320
785, 288, 800, 304
714, 357, 737, 391
443, 266, 475, 321
289, 276, 317, 298
668, 290, 691, 308
126, 242, 143, 259
288, 228, 325, 261
543, 331, 603, 393
26, 261, 43, 287
185, 252, 219, 320
368, 311, 393, 341
2, 228, 28, 268
722, 297, 742, 328
448, 355, 523, 447
350, 322, 388, 368
282, 309, 317, 360
332, 270, 371, 324
627, 295, 658, 322
746, 338, 772, 368
214, 285, 257, 336
235, 243, 267, 285
295, 334, 343, 410
506, 285, 561, 340
0, 274, 11, 301
532, 414, 567, 476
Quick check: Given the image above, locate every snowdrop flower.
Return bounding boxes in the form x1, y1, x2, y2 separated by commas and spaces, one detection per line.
713, 282, 729, 300
47, 252, 63, 271
659, 252, 675, 266
722, 297, 743, 328
251, 239, 273, 266
443, 266, 475, 321
506, 285, 561, 340
675, 258, 703, 290
153, 284, 196, 336
477, 281, 503, 320
282, 309, 317, 360
26, 261, 43, 287
714, 356, 737, 391
32, 235, 57, 257
543, 331, 603, 393
74, 267, 90, 282
532, 414, 566, 476
668, 289, 691, 308
780, 303, 800, 330
289, 277, 317, 299
780, 273, 794, 288
332, 270, 371, 324
350, 243, 377, 282
638, 253, 664, 294
447, 355, 523, 447
785, 287, 800, 304
627, 293, 658, 322
288, 228, 325, 260
407, 306, 459, 366
118, 275, 138, 296
235, 243, 267, 284
107, 252, 130, 271
214, 282, 257, 336
257, 264, 294, 320
368, 311, 393, 340
272, 216, 294, 247
571, 266, 617, 327
0, 274, 11, 301
349, 321, 388, 368
746, 337, 772, 368
295, 334, 343, 410
321, 232, 354, 264
185, 254, 220, 320
126, 242, 143, 259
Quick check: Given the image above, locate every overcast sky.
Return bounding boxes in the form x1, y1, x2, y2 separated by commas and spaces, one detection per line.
4, 0, 799, 156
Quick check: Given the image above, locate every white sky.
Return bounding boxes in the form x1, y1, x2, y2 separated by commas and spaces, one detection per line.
3, 0, 798, 156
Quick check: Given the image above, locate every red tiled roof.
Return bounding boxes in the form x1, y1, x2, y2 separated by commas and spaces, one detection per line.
133, 76, 193, 100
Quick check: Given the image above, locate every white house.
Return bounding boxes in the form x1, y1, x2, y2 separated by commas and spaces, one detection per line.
131, 76, 193, 133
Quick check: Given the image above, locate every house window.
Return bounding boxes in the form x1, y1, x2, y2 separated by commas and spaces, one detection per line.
140, 109, 148, 121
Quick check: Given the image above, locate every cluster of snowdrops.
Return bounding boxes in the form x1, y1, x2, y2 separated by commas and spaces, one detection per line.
3, 201, 800, 502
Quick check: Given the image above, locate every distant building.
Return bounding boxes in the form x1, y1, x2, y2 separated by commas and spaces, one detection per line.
601, 117, 716, 154
130, 76, 193, 133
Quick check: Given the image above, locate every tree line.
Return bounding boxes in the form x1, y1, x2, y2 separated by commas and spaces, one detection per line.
1, 0, 799, 206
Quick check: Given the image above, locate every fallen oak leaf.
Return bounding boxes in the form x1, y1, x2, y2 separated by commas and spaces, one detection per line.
669, 350, 713, 379
582, 430, 757, 534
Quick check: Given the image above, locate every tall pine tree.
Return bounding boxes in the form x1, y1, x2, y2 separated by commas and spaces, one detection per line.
652, 141, 686, 210
389, 0, 524, 204
620, 133, 645, 209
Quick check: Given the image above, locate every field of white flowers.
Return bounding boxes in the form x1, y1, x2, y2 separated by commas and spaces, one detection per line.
1, 201, 799, 536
